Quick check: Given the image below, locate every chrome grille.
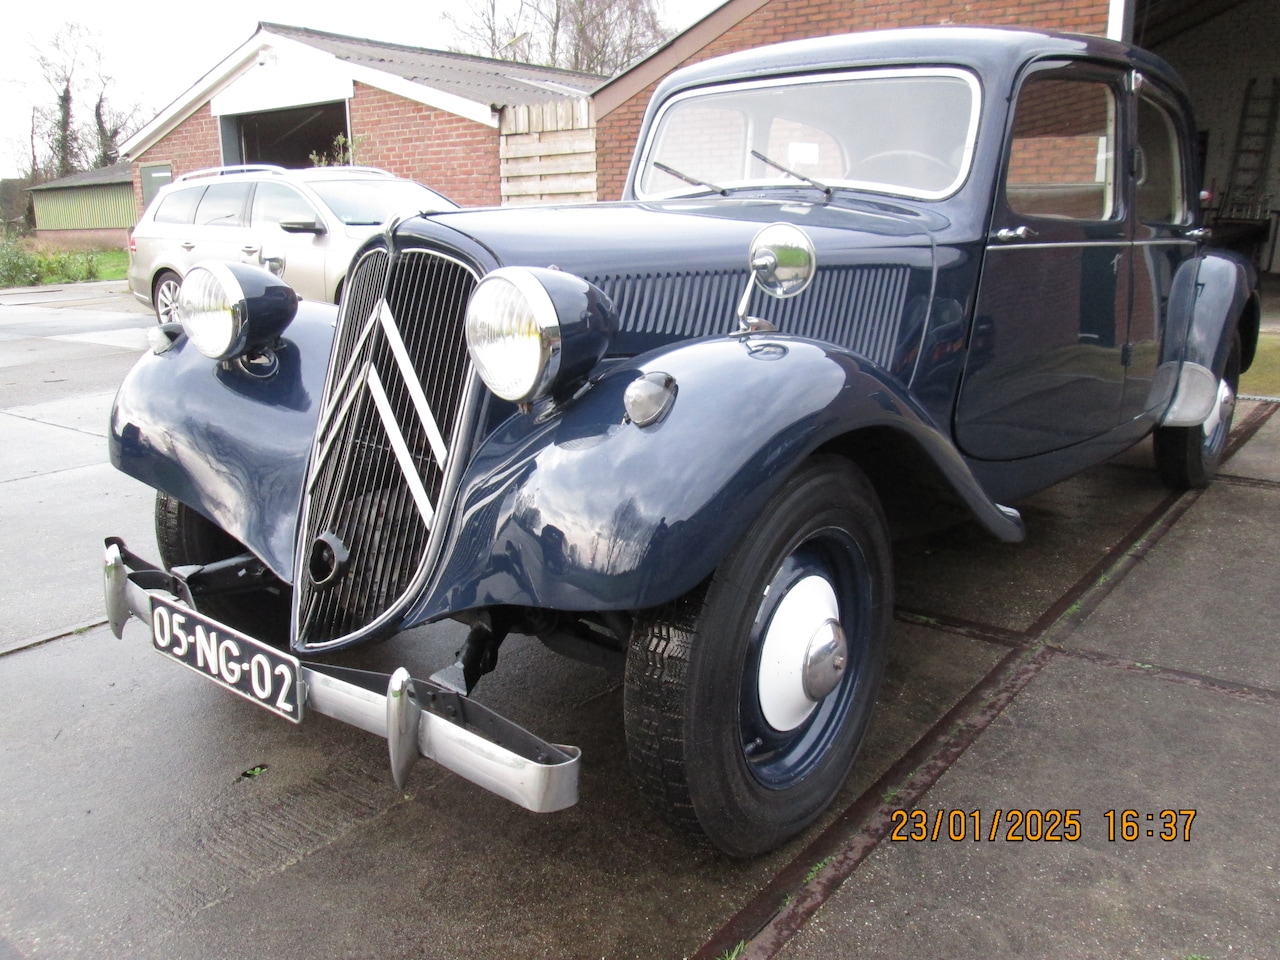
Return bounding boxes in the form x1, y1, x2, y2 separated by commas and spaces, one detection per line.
294, 247, 478, 650
587, 265, 911, 367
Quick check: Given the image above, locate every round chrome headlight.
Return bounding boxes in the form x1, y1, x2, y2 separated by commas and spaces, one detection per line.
464, 268, 561, 403
465, 267, 615, 406
177, 261, 298, 361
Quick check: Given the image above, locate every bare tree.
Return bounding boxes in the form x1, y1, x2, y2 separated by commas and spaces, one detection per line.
89, 75, 142, 169
450, 0, 671, 76
33, 24, 91, 179
28, 23, 143, 181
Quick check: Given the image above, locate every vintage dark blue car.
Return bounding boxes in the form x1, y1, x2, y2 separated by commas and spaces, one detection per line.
105, 26, 1260, 856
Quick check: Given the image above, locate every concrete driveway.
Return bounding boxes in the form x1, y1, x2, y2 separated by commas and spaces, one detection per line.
1, 282, 1276, 960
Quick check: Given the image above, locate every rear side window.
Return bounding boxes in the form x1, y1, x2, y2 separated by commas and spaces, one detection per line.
152, 186, 205, 224
195, 183, 251, 226
1005, 76, 1118, 221
1136, 93, 1188, 224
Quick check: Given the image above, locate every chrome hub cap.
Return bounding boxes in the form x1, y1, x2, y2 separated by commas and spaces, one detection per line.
756, 575, 842, 732
802, 617, 848, 702
1201, 376, 1236, 454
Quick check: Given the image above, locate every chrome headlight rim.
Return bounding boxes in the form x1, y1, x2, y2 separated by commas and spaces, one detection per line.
176, 260, 298, 362
465, 267, 563, 404
177, 261, 249, 360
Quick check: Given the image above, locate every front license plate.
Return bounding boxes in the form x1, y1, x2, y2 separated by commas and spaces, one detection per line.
149, 596, 303, 723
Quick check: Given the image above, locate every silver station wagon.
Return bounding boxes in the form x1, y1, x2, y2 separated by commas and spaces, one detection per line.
127, 164, 456, 321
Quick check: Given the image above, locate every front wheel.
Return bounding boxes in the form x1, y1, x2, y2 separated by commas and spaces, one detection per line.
1154, 332, 1240, 489
624, 457, 892, 857
155, 492, 291, 644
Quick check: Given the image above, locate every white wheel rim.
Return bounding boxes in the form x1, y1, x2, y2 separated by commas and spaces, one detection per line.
756, 575, 842, 732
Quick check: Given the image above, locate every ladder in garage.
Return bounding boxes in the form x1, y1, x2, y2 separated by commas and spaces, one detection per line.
1222, 76, 1280, 219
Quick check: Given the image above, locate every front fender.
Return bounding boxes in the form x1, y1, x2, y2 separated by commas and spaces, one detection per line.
109, 300, 337, 579
1161, 250, 1258, 426
410, 335, 1023, 622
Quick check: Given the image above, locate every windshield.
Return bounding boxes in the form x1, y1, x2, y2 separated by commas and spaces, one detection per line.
637, 68, 981, 201
308, 179, 457, 225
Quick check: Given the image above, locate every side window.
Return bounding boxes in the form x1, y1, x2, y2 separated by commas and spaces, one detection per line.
252, 182, 320, 226
1005, 77, 1118, 221
152, 187, 205, 225
194, 183, 250, 226
1136, 93, 1187, 224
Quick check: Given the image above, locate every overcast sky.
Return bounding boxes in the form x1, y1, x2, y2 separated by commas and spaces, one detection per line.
1, 0, 723, 180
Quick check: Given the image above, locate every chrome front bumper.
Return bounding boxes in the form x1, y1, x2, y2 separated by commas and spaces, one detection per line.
103, 538, 580, 814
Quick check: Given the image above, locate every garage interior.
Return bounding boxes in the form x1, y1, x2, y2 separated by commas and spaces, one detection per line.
1135, 0, 1280, 270
221, 101, 348, 169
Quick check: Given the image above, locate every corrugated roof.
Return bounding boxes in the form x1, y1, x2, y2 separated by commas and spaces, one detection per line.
28, 160, 134, 192
261, 23, 605, 106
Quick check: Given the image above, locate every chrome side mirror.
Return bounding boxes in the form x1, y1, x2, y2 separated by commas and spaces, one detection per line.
735, 222, 816, 334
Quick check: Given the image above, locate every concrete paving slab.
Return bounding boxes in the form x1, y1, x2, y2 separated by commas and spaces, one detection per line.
0, 310, 152, 334
0, 618, 1004, 959
1064, 481, 1280, 691
0, 349, 140, 408
5, 392, 118, 438
0, 413, 107, 482
895, 462, 1170, 634
49, 328, 149, 351
1222, 402, 1280, 483
0, 462, 154, 645
776, 655, 1280, 960
0, 334, 138, 372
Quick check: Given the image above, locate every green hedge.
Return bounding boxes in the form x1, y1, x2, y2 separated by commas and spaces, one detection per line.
0, 239, 113, 287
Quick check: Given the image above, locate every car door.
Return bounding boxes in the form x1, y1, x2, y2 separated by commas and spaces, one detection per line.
1120, 75, 1200, 422
188, 181, 254, 271
247, 181, 331, 302
956, 61, 1131, 461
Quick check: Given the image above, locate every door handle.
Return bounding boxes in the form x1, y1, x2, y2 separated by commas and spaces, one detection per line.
1180, 227, 1211, 242
180, 242, 195, 250
241, 245, 260, 254
994, 226, 1037, 242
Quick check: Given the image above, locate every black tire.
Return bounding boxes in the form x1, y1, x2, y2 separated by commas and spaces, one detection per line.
155, 492, 291, 644
153, 270, 182, 324
623, 457, 892, 857
1154, 332, 1241, 490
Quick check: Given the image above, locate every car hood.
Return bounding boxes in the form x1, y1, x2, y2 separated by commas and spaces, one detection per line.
400, 197, 943, 362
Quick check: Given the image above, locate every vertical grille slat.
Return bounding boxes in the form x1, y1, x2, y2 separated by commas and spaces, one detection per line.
294, 247, 479, 650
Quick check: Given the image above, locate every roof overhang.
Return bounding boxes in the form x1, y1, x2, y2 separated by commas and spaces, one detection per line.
593, 0, 771, 119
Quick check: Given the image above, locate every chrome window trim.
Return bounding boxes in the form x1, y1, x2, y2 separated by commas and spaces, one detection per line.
635, 67, 983, 202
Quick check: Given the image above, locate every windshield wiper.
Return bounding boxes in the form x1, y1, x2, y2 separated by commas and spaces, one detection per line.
652, 161, 728, 196
750, 150, 833, 200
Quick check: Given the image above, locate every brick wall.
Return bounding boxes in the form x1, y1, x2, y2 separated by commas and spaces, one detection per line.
349, 83, 500, 207
131, 104, 223, 217
597, 0, 1111, 201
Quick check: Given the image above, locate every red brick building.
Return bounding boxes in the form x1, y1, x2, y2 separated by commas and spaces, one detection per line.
120, 23, 603, 214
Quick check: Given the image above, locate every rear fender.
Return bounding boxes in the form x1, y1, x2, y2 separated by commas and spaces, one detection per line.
1161, 250, 1259, 426
411, 335, 1023, 622
109, 300, 336, 579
